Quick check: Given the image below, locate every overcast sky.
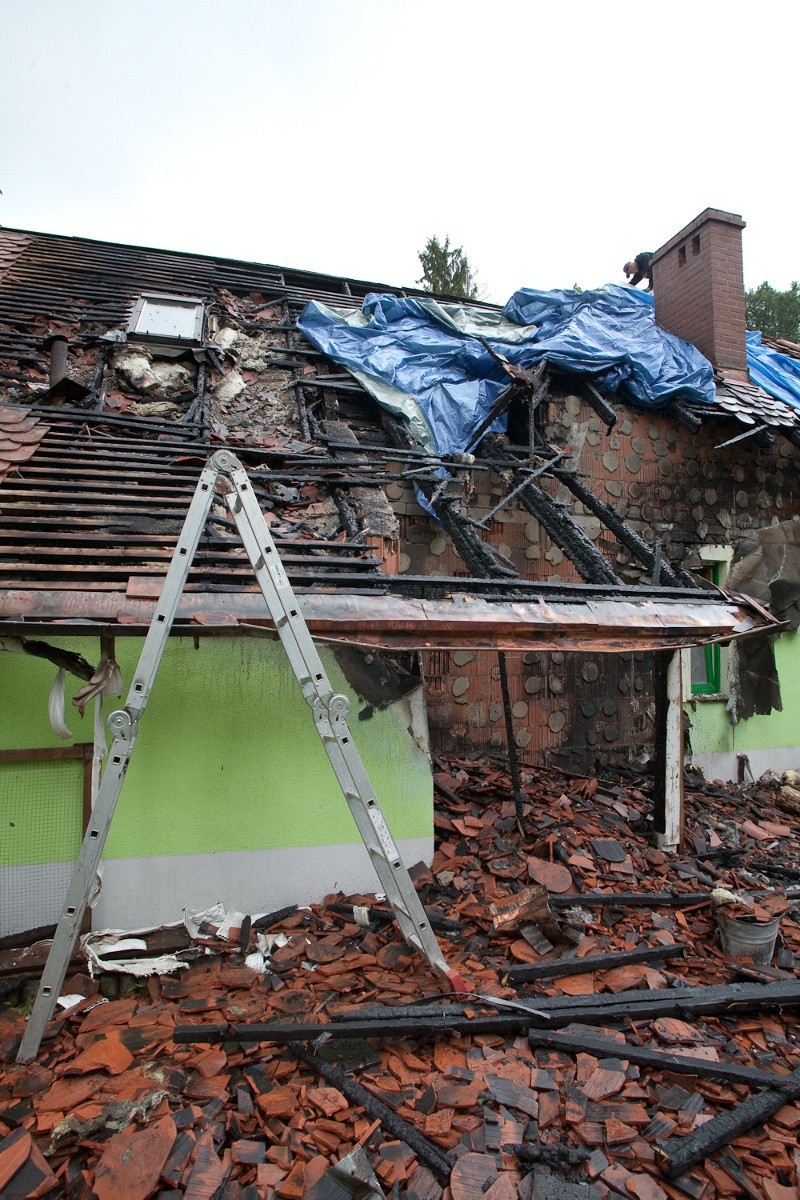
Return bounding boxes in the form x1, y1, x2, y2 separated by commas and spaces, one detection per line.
1, 1, 797, 303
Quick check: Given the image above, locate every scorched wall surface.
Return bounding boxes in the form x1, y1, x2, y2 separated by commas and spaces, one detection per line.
405, 391, 800, 775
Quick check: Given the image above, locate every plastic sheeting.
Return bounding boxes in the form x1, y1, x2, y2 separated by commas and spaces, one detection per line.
297, 285, 716, 457
746, 331, 800, 414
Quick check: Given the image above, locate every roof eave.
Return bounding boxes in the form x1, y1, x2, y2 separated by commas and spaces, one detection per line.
0, 587, 776, 653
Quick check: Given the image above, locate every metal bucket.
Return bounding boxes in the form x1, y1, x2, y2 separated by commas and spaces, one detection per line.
716, 911, 780, 964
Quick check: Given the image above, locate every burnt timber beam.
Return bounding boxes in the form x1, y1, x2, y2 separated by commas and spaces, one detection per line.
504, 979, 800, 1018
183, 361, 208, 430
654, 1066, 800, 1178
552, 467, 692, 588
526, 1029, 800, 1092
472, 453, 566, 529
714, 422, 773, 451
173, 1013, 531, 1045
382, 408, 515, 577
581, 380, 617, 430
514, 480, 620, 585
284, 300, 312, 441
173, 980, 800, 1045
332, 490, 362, 541
481, 436, 620, 585
463, 382, 518, 455
519, 980, 800, 1026
290, 1044, 454, 1180
17, 638, 96, 682
428, 494, 517, 579
328, 903, 459, 933
666, 398, 703, 433
548, 888, 799, 907
89, 343, 111, 411
503, 942, 687, 984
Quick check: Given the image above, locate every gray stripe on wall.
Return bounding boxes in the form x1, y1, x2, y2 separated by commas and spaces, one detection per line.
1, 861, 76, 938
92, 836, 434, 930
691, 747, 800, 784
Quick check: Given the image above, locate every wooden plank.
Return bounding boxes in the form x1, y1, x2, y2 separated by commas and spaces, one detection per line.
527, 1029, 800, 1091
0, 744, 91, 764
654, 1066, 800, 1177
503, 943, 688, 984
173, 980, 800, 1044
173, 1013, 531, 1045
549, 892, 712, 908
291, 1042, 454, 1180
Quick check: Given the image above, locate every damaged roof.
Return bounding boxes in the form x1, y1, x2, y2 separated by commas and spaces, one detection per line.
0, 228, 780, 649
0, 402, 771, 649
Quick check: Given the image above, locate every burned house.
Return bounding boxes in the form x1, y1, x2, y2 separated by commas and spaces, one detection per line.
0, 208, 796, 942
4, 212, 800, 1200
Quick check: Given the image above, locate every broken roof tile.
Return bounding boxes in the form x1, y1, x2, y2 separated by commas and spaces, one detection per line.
1, 758, 800, 1199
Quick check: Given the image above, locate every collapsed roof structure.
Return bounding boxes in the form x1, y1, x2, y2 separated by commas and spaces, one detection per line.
0, 226, 772, 653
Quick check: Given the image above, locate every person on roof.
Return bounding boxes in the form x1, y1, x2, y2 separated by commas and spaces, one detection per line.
623, 252, 654, 291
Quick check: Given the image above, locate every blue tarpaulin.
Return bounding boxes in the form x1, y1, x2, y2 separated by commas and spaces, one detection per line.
297, 284, 716, 457
746, 331, 800, 414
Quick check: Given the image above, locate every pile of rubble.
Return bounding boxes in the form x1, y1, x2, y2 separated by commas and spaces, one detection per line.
1, 761, 800, 1200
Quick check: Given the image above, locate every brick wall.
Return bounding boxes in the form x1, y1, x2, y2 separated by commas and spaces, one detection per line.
652, 209, 749, 379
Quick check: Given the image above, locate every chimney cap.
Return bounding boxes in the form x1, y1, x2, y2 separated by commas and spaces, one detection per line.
651, 208, 746, 266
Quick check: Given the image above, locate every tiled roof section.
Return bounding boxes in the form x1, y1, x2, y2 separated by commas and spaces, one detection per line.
4, 226, 796, 439
0, 228, 31, 280
0, 226, 427, 372
0, 405, 48, 484
714, 376, 800, 429
762, 333, 800, 362
0, 405, 384, 595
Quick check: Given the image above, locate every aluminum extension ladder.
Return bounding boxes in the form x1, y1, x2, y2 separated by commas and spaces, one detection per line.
17, 450, 465, 1062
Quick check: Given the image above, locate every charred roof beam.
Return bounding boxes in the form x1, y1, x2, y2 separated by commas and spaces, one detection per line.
666, 397, 703, 434
470, 452, 567, 529
482, 436, 620, 586
424, 492, 518, 578
714, 421, 775, 452
515, 479, 620, 585
581, 380, 617, 430
551, 466, 694, 588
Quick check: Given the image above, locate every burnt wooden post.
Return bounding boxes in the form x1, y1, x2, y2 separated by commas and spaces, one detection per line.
653, 649, 684, 850
497, 651, 526, 831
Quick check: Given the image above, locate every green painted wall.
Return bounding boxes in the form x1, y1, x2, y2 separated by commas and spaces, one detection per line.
0, 637, 433, 861
689, 630, 800, 754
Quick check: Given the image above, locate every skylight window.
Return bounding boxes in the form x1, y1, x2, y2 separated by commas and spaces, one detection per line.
128, 294, 204, 344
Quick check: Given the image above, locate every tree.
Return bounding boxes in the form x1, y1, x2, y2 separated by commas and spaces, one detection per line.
745, 281, 800, 342
417, 235, 481, 300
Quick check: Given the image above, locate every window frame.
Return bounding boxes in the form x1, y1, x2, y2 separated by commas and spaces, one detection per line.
128, 293, 205, 345
691, 561, 722, 696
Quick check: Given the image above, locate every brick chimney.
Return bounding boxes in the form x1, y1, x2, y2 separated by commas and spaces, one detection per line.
651, 208, 749, 382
